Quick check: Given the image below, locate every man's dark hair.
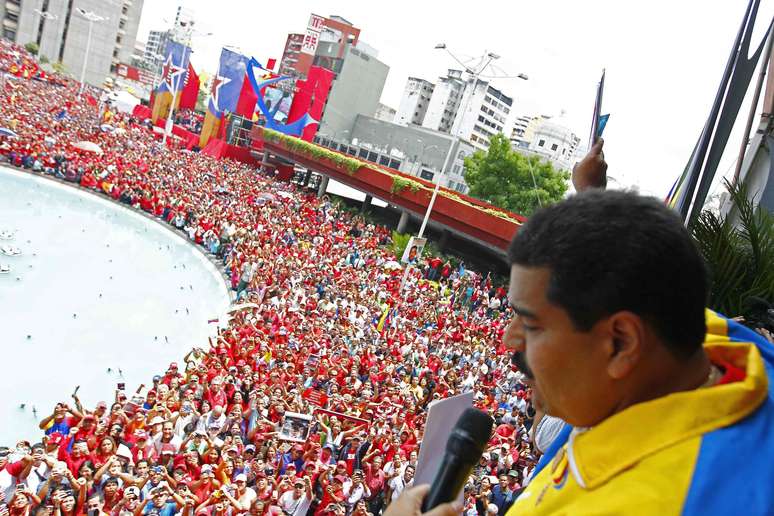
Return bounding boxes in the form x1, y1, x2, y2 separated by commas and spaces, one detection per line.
508, 190, 708, 358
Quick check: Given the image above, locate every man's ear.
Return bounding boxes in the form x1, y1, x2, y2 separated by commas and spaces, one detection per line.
603, 311, 645, 380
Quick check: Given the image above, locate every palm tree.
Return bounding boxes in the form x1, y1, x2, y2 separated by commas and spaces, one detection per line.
689, 180, 774, 319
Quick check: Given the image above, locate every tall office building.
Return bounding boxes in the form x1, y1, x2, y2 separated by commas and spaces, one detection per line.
394, 77, 434, 126
2, 0, 144, 86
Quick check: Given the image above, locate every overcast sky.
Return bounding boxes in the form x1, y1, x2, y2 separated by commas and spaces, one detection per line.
137, 0, 774, 198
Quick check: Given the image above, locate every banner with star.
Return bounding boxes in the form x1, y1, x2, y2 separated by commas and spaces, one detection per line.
157, 40, 191, 94
207, 48, 249, 120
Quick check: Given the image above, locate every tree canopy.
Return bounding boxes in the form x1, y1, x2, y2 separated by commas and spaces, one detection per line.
464, 133, 570, 216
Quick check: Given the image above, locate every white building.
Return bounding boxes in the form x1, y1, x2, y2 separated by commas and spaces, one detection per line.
422, 69, 466, 134
2, 0, 144, 86
419, 69, 512, 152
451, 79, 511, 151
511, 114, 546, 148
395, 76, 434, 126
512, 115, 581, 171
374, 103, 396, 122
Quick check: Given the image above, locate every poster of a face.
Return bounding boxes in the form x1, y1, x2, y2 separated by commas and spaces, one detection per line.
263, 86, 293, 124
279, 411, 313, 442
401, 237, 426, 265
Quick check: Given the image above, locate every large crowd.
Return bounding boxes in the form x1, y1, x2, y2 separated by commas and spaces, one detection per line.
0, 40, 536, 516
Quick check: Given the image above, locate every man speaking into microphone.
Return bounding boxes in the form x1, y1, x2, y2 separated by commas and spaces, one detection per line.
387, 140, 774, 514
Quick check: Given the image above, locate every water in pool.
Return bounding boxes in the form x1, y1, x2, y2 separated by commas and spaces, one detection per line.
0, 167, 231, 445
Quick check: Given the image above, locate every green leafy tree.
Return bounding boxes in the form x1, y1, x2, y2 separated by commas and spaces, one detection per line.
689, 180, 774, 319
24, 42, 39, 55
464, 133, 570, 216
52, 61, 67, 75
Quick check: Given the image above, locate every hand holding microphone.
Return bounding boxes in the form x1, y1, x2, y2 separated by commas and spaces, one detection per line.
384, 407, 494, 515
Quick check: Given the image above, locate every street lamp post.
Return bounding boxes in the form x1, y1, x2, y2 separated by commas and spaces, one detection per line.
399, 44, 527, 292
33, 9, 57, 61
163, 44, 189, 145
163, 29, 212, 145
416, 48, 499, 239
76, 8, 107, 96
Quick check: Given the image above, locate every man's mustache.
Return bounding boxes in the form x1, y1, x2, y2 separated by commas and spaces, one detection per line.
511, 351, 534, 380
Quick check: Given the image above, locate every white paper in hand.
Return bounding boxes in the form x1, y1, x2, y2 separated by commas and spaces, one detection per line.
414, 391, 475, 505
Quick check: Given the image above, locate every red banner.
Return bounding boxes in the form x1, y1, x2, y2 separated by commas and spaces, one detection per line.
302, 388, 329, 408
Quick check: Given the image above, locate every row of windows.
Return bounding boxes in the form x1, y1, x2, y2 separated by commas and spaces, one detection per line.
537, 139, 560, 152
315, 137, 402, 169
477, 115, 502, 133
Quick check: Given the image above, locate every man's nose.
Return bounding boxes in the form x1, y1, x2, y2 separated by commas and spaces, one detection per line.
503, 318, 525, 351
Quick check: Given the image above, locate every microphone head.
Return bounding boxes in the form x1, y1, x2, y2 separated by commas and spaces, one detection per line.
447, 408, 494, 458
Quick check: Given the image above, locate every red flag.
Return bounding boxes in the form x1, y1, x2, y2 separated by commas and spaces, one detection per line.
179, 64, 199, 110
234, 72, 258, 118
85, 94, 97, 107
266, 58, 276, 71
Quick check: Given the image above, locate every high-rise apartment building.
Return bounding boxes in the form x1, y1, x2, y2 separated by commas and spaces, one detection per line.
2, 0, 144, 86
422, 70, 466, 134
142, 6, 197, 75
144, 29, 170, 63
394, 77, 434, 126
418, 69, 512, 151
452, 79, 512, 151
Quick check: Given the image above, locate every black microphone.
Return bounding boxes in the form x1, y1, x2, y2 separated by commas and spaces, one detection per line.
422, 407, 494, 512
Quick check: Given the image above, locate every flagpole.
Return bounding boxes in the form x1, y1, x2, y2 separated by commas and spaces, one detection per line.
163, 45, 188, 146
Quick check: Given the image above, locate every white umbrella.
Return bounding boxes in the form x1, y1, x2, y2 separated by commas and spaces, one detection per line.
383, 260, 402, 270
73, 141, 103, 154
0, 127, 18, 138
276, 191, 294, 199
226, 303, 260, 313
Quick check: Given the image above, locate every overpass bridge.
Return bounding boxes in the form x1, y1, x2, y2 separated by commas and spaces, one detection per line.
250, 127, 524, 256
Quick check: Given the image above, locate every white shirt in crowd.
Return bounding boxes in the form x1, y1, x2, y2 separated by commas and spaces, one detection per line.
278, 489, 311, 516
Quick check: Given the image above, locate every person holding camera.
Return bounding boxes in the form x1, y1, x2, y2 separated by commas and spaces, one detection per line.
276, 476, 311, 516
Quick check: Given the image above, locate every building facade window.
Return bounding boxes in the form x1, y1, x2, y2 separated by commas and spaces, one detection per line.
538, 139, 545, 147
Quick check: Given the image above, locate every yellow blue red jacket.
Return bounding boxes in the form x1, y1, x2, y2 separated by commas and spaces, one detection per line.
508, 311, 774, 515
